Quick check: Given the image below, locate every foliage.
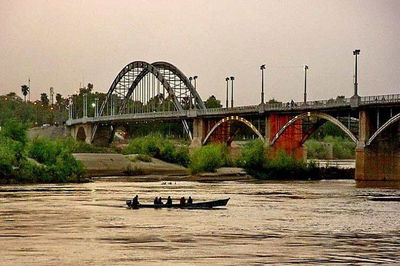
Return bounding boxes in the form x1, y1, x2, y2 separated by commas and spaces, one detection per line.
310, 121, 348, 140
189, 144, 227, 174
0, 92, 68, 126
27, 137, 63, 165
0, 119, 29, 145
236, 139, 264, 170
304, 136, 355, 159
204, 95, 222, 108
136, 154, 152, 162
235, 140, 319, 179
123, 135, 190, 166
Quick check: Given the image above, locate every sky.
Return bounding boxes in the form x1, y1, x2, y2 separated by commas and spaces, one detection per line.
0, 0, 399, 105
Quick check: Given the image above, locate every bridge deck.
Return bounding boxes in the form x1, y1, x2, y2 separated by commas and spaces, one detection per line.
67, 93, 400, 126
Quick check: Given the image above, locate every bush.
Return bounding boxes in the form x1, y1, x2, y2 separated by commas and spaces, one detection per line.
236, 139, 264, 170
304, 136, 355, 159
0, 119, 29, 145
136, 154, 152, 162
62, 137, 109, 153
123, 135, 190, 166
27, 137, 63, 165
189, 144, 226, 174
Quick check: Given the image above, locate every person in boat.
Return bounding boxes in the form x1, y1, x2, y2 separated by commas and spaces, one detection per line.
187, 196, 193, 205
154, 197, 159, 205
158, 197, 163, 205
179, 196, 186, 206
132, 195, 139, 207
166, 196, 172, 206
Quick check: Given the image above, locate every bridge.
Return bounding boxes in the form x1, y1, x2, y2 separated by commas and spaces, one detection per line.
66, 60, 400, 184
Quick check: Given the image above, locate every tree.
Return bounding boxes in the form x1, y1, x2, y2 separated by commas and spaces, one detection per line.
204, 95, 222, 108
56, 93, 63, 105
21, 85, 29, 102
40, 93, 49, 106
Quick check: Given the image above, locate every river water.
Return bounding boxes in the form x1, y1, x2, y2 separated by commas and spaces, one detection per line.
1, 180, 400, 265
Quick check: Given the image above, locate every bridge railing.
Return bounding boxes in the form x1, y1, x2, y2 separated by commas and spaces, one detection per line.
361, 94, 400, 105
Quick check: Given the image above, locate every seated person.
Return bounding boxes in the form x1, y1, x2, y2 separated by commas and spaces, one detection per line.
154, 197, 159, 205
166, 196, 172, 205
132, 195, 139, 206
158, 197, 163, 205
179, 196, 186, 205
187, 196, 193, 204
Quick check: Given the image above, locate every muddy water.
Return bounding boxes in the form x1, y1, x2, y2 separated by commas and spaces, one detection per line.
1, 180, 400, 265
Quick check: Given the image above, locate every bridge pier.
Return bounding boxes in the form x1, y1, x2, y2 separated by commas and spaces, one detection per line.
70, 124, 92, 144
356, 110, 400, 186
190, 118, 206, 151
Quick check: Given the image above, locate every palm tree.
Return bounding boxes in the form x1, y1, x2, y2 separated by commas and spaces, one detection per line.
21, 85, 29, 102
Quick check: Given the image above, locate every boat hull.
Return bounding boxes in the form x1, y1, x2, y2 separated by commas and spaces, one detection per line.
126, 198, 230, 209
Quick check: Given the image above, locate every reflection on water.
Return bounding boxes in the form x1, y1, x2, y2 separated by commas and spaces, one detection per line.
1, 180, 400, 265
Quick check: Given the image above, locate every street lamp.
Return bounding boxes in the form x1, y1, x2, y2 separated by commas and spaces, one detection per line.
353, 49, 360, 96
260, 64, 266, 104
230, 76, 235, 108
304, 65, 309, 104
193, 76, 198, 90
225, 77, 229, 108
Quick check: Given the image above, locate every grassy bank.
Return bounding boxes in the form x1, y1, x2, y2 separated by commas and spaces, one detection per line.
0, 120, 85, 184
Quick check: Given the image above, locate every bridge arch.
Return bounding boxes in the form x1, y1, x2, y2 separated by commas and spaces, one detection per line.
270, 112, 358, 145
366, 112, 400, 146
76, 126, 87, 142
94, 60, 205, 142
202, 116, 264, 145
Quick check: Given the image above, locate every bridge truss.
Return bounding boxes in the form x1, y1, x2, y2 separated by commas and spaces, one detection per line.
93, 61, 205, 141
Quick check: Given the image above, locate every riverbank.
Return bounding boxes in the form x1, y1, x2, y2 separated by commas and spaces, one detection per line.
74, 153, 253, 182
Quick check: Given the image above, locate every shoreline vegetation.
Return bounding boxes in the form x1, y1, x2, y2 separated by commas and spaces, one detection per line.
0, 123, 354, 185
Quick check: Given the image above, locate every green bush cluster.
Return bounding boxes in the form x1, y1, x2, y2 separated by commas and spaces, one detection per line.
305, 136, 355, 159
237, 140, 318, 179
0, 120, 85, 184
189, 144, 229, 174
123, 135, 190, 167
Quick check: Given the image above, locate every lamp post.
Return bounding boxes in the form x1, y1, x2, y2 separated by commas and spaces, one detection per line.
225, 77, 229, 108
94, 98, 99, 117
353, 49, 360, 96
189, 77, 193, 109
230, 76, 234, 108
304, 65, 309, 104
193, 76, 198, 89
83, 93, 88, 118
260, 64, 265, 104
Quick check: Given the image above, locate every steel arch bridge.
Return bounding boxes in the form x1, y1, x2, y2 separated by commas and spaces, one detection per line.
93, 61, 205, 140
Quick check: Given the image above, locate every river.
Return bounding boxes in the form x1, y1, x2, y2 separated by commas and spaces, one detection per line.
1, 180, 400, 265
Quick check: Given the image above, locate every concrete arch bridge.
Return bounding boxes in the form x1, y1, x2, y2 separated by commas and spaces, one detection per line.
67, 61, 400, 183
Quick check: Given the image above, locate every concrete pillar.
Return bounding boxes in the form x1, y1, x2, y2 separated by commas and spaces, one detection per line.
356, 110, 400, 186
190, 118, 206, 150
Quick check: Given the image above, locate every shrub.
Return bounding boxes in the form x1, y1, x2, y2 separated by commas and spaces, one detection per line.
123, 135, 190, 166
27, 137, 63, 165
0, 119, 29, 145
236, 139, 264, 170
136, 154, 152, 162
189, 144, 226, 174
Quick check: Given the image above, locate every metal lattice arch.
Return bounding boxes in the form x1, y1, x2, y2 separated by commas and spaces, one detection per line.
202, 116, 265, 145
270, 112, 359, 145
93, 61, 205, 141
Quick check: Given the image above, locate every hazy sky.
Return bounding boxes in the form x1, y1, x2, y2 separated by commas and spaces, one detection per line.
1, 0, 399, 105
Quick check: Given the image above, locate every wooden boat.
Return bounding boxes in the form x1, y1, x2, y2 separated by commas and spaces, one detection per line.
126, 198, 230, 209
